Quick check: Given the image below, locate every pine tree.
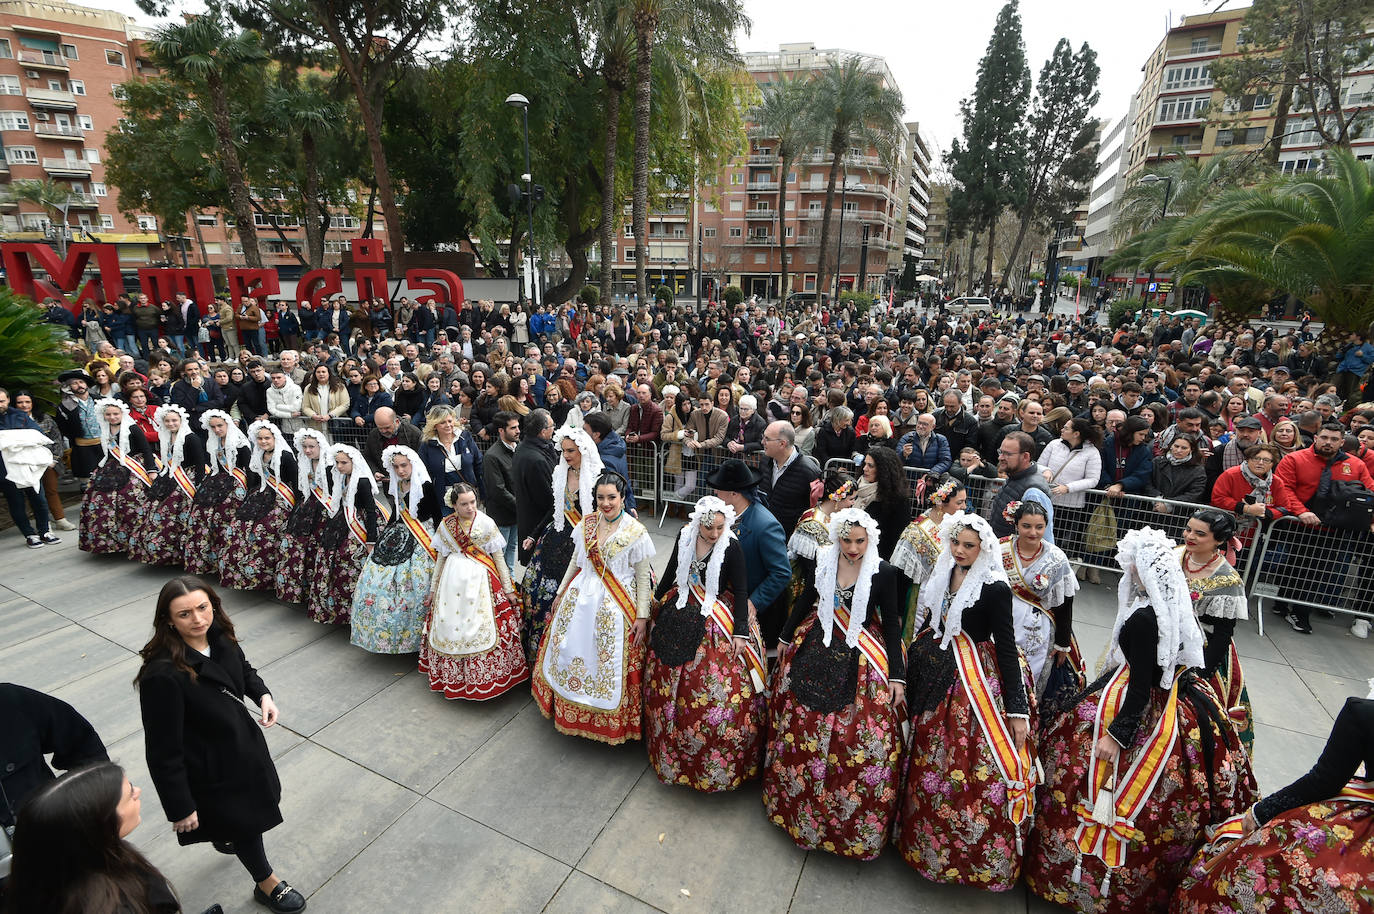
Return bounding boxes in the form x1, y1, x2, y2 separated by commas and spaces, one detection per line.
946, 0, 1030, 295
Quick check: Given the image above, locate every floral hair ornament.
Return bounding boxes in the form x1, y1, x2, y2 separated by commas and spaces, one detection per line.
1001, 499, 1024, 524
933, 477, 961, 504
827, 479, 857, 503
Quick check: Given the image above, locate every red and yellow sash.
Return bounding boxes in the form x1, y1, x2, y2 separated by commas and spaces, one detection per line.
952, 632, 1036, 836
311, 483, 328, 505
447, 517, 502, 584
833, 602, 891, 681
110, 446, 152, 487
401, 508, 436, 560
690, 582, 766, 692
1001, 538, 1047, 613
564, 506, 583, 530
268, 475, 296, 509
1073, 665, 1183, 885
346, 508, 369, 546
171, 464, 197, 499
229, 466, 248, 492
1210, 643, 1248, 727
584, 516, 637, 624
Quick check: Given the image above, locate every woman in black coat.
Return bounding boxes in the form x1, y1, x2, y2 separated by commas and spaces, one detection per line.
136, 577, 306, 914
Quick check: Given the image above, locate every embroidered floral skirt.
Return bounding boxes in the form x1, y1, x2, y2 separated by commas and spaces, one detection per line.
519, 524, 575, 667
1210, 642, 1255, 758
897, 635, 1039, 890
418, 577, 529, 700
531, 595, 646, 746
1023, 671, 1259, 914
350, 551, 435, 653
274, 530, 320, 604
1174, 793, 1374, 914
644, 587, 765, 793
183, 477, 243, 576
128, 487, 193, 566
78, 473, 147, 555
761, 615, 904, 860
220, 501, 293, 592
307, 539, 366, 625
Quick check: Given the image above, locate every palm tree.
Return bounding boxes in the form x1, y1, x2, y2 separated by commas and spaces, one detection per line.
1112, 152, 1265, 246
265, 73, 345, 270
5, 179, 81, 253
1174, 149, 1374, 349
150, 15, 268, 268
810, 57, 904, 296
596, 5, 634, 310
751, 73, 820, 302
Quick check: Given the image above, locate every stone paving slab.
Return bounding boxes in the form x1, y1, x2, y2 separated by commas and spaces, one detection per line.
2, 518, 1370, 913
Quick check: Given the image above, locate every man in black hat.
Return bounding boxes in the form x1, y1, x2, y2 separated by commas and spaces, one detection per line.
706, 458, 791, 643
1205, 415, 1265, 499
55, 369, 102, 484
1064, 373, 1090, 415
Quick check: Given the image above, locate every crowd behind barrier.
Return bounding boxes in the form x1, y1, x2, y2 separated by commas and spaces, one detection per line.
1248, 515, 1374, 634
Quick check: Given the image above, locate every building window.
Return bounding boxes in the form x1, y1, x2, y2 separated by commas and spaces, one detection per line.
0, 39, 11, 59
106, 50, 125, 67
60, 43, 78, 59
785, 227, 794, 238
1190, 37, 1210, 53
623, 225, 634, 238
728, 227, 742, 238
729, 201, 744, 212
0, 111, 30, 131
1163, 64, 1210, 90
7, 146, 37, 164
703, 228, 716, 238
47, 79, 63, 92
84, 148, 100, 163
136, 215, 157, 230
229, 242, 244, 254
324, 240, 348, 254
0, 76, 19, 95
625, 248, 636, 260
729, 173, 743, 185
1244, 126, 1267, 145
754, 253, 767, 264
92, 182, 107, 196
328, 214, 360, 229
69, 80, 85, 96
196, 213, 217, 226
1215, 129, 1233, 146
100, 214, 114, 230
111, 84, 126, 100
77, 115, 93, 130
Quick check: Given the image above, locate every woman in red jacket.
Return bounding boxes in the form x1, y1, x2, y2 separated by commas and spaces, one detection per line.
1210, 442, 1302, 551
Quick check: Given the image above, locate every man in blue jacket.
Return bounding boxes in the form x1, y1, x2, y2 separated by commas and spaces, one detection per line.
897, 412, 952, 475
707, 458, 792, 644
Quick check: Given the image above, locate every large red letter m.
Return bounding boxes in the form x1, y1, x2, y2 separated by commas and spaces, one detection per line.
1, 243, 124, 312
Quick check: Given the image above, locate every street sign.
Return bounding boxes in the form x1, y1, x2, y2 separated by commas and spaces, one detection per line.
1147, 281, 1158, 292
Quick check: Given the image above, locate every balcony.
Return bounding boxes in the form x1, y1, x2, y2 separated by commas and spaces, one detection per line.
1154, 110, 1208, 127
1166, 45, 1221, 61
743, 234, 777, 245
42, 156, 91, 176
746, 180, 779, 192
26, 88, 77, 110
17, 49, 68, 70
33, 122, 85, 139
803, 152, 883, 168
744, 208, 776, 220
66, 193, 99, 207
1145, 143, 1203, 161
747, 153, 778, 165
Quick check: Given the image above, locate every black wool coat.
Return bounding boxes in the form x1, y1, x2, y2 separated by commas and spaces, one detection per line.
138, 627, 282, 844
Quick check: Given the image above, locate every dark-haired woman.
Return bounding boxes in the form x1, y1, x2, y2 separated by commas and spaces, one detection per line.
219, 420, 298, 593
1039, 416, 1103, 570
1150, 435, 1207, 537
351, 445, 439, 654
136, 578, 306, 914
763, 508, 906, 859
645, 495, 765, 792
532, 470, 655, 744
130, 404, 206, 567
853, 446, 911, 562
307, 443, 377, 625
301, 362, 351, 441
78, 398, 155, 555
897, 512, 1035, 891
391, 373, 425, 424
1024, 527, 1257, 914
1179, 508, 1254, 755
1001, 500, 1084, 720
183, 410, 250, 578
419, 482, 529, 699
274, 429, 331, 605
2, 762, 180, 914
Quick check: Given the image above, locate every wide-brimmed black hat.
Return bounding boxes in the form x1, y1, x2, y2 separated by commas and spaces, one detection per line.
705, 458, 763, 492
58, 369, 94, 386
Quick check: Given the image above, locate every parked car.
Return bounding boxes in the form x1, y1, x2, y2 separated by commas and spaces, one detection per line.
946, 296, 992, 314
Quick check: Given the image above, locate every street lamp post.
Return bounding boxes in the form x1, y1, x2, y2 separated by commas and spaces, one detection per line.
505, 93, 538, 309
1138, 173, 1174, 307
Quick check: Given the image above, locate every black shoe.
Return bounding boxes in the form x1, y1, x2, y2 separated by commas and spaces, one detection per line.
1286, 612, 1313, 635
212, 840, 236, 855
39, 532, 60, 545
254, 881, 306, 913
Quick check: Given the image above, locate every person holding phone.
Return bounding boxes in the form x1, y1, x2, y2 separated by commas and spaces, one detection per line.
136, 577, 306, 913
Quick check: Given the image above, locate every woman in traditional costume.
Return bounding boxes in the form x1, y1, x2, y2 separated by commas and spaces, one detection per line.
762, 508, 906, 860
273, 428, 331, 605
79, 398, 155, 555
183, 410, 250, 577
307, 443, 377, 625
1179, 507, 1254, 755
1000, 499, 1085, 719
1175, 694, 1374, 914
350, 445, 439, 653
785, 471, 857, 608
897, 511, 1035, 891
129, 403, 205, 566
419, 482, 529, 699
645, 495, 766, 792
532, 471, 655, 744
518, 427, 602, 666
891, 474, 967, 643
1024, 526, 1258, 914
219, 420, 298, 592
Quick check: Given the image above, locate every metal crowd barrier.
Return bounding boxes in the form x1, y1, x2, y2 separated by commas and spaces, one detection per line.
659, 446, 765, 526
1247, 515, 1374, 635
626, 442, 661, 513
818, 457, 1005, 529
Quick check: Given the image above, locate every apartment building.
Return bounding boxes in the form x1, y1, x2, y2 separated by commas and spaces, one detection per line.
923, 181, 949, 277
903, 120, 932, 266
608, 42, 911, 302
1071, 105, 1135, 281
0, 0, 384, 276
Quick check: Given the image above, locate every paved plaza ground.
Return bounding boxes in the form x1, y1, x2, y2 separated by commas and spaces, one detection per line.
2, 517, 1370, 914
